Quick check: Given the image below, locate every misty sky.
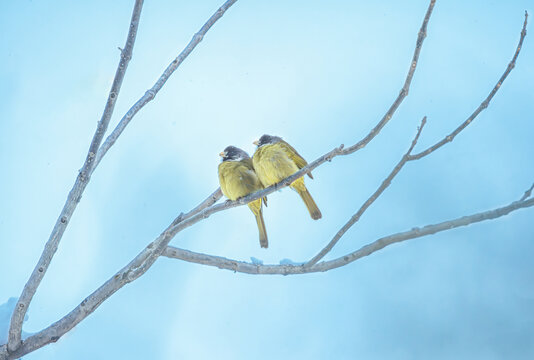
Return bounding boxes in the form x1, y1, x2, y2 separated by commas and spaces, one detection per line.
1, 0, 533, 359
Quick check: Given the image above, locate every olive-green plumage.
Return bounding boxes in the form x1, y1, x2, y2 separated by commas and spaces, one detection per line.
253, 135, 321, 220
218, 146, 268, 248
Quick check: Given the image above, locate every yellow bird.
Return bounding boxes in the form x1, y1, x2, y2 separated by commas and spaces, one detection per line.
252, 134, 321, 220
218, 146, 268, 248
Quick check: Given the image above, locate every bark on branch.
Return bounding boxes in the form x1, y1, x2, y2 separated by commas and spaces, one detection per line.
1, 1, 237, 359
1, 2, 530, 360
6, 0, 145, 354
410, 11, 529, 160
304, 9, 528, 266
162, 196, 534, 275
93, 0, 239, 169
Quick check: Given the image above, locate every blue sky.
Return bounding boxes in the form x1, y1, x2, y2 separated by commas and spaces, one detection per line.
1, 0, 533, 359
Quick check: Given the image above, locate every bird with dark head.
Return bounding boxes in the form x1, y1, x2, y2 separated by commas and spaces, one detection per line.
252, 134, 321, 220
218, 145, 268, 248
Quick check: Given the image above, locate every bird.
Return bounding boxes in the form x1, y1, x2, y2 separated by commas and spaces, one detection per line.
252, 134, 321, 220
218, 145, 268, 248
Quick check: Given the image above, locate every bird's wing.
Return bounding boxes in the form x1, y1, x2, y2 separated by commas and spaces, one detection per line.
218, 162, 230, 198
244, 158, 267, 206
241, 168, 263, 192
279, 140, 313, 179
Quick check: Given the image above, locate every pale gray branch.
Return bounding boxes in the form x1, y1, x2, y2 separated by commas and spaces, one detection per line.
0, 2, 237, 358
93, 0, 238, 170
342, 0, 435, 155
6, 0, 144, 354
177, 188, 223, 225
409, 11, 528, 160
0, 186, 228, 360
2, 197, 533, 360
2, 194, 533, 359
304, 10, 528, 267
519, 182, 534, 201
305, 117, 427, 267
162, 196, 534, 275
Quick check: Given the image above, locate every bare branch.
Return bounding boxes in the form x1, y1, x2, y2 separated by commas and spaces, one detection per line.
0, 188, 225, 359
519, 182, 534, 201
410, 11, 528, 160
2, 198, 533, 360
0, 2, 237, 358
162, 196, 534, 275
6, 0, 144, 353
179, 188, 223, 225
342, 0, 435, 155
303, 10, 529, 267
305, 117, 427, 267
93, 0, 238, 170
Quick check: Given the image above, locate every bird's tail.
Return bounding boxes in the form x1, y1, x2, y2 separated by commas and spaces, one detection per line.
249, 199, 268, 248
255, 210, 268, 248
298, 188, 322, 220
290, 178, 322, 220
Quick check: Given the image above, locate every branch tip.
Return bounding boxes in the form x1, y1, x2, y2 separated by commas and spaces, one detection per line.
519, 182, 534, 202
7, 1, 532, 358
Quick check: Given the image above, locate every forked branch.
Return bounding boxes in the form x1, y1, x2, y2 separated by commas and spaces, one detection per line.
410, 11, 528, 160
163, 194, 534, 275
94, 0, 239, 169
305, 9, 528, 266
2, 0, 237, 358
6, 0, 145, 354
2, 2, 530, 360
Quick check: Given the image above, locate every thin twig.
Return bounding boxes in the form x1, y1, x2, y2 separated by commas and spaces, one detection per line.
162, 196, 534, 275
131, 188, 224, 279
6, 0, 144, 353
342, 0, 435, 155
3, 197, 533, 360
0, 2, 237, 358
519, 182, 534, 201
93, 0, 238, 170
409, 11, 528, 160
0, 187, 227, 360
178, 188, 223, 225
305, 117, 427, 267
303, 10, 528, 267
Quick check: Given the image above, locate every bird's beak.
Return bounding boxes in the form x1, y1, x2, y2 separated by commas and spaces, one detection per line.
219, 151, 226, 158
253, 140, 259, 146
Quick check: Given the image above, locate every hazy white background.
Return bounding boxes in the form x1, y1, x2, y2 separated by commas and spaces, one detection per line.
1, 0, 533, 359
